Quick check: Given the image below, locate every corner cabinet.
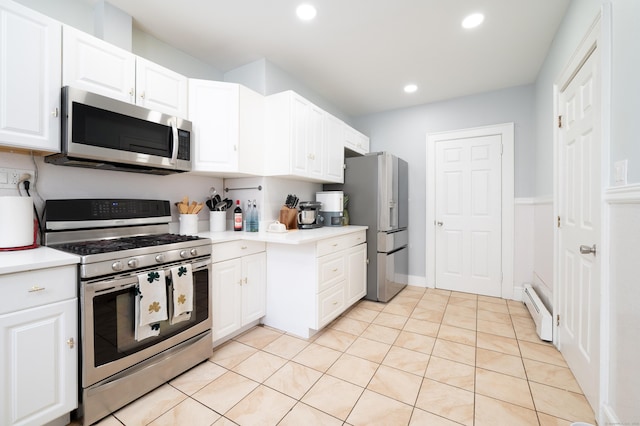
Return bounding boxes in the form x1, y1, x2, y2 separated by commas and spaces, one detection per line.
0, 265, 78, 426
0, 0, 61, 153
265, 91, 344, 183
188, 80, 264, 176
264, 230, 367, 338
62, 26, 187, 118
211, 240, 266, 345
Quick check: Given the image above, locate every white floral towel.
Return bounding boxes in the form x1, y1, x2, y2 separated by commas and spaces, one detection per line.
135, 269, 168, 341
169, 264, 193, 324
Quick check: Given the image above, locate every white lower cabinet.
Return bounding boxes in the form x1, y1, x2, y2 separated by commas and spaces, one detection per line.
264, 231, 367, 338
211, 241, 266, 343
0, 265, 77, 426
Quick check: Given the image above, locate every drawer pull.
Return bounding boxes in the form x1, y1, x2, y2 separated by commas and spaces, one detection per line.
332, 301, 338, 305
332, 268, 338, 272
28, 286, 46, 293
67, 338, 75, 349
241, 246, 248, 250
332, 243, 338, 247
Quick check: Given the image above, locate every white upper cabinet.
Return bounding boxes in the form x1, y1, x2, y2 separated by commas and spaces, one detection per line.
188, 79, 264, 176
135, 57, 188, 118
265, 90, 344, 183
344, 125, 370, 155
325, 113, 346, 183
63, 26, 187, 118
0, 0, 61, 153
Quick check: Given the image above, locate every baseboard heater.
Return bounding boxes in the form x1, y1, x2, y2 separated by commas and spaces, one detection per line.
523, 284, 552, 341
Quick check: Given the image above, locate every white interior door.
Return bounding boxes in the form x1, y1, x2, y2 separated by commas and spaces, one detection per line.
557, 44, 601, 412
434, 134, 502, 296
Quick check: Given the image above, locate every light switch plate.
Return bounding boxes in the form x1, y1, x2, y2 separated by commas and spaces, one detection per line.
614, 159, 628, 186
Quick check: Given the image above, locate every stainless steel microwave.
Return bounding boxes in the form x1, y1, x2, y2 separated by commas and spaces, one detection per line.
45, 86, 192, 175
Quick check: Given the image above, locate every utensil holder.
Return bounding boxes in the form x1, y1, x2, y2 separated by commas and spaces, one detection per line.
209, 211, 226, 232
179, 214, 198, 235
279, 206, 298, 230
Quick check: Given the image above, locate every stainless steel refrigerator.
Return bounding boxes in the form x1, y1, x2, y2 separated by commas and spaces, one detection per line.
325, 152, 408, 302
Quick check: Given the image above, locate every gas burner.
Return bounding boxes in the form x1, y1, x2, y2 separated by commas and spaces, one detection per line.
51, 233, 201, 255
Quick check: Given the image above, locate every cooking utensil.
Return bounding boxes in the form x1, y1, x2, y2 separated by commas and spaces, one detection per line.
215, 201, 227, 211
224, 198, 232, 210
205, 199, 215, 211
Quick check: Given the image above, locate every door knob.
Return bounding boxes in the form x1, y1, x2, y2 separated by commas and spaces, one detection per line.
579, 244, 597, 256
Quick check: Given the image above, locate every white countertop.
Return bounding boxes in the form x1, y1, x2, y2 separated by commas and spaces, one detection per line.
198, 225, 368, 245
0, 246, 79, 275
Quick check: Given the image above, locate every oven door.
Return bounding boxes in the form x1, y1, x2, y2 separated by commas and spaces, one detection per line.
80, 257, 211, 387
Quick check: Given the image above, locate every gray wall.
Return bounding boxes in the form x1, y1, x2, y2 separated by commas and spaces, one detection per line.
353, 84, 536, 281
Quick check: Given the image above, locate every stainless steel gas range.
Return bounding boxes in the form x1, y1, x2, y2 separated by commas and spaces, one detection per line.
44, 199, 212, 425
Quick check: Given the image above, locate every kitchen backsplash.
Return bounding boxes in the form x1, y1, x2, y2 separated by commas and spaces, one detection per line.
1, 151, 321, 229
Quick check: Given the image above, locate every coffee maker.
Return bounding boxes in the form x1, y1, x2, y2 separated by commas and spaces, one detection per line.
297, 201, 323, 229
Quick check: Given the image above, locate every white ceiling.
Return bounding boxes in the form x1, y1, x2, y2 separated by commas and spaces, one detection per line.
96, 0, 571, 117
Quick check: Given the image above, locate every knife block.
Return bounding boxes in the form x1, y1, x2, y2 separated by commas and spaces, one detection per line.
279, 206, 298, 230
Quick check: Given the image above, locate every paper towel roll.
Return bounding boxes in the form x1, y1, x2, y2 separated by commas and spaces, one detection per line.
0, 196, 34, 248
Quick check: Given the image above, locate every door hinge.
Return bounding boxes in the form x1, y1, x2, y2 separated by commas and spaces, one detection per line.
556, 314, 560, 327
558, 115, 563, 128
557, 216, 561, 228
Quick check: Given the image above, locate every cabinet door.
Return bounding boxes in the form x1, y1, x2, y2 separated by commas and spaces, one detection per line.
188, 79, 239, 173
0, 299, 77, 426
325, 114, 345, 183
344, 126, 370, 155
0, 2, 61, 152
62, 25, 135, 103
212, 258, 242, 341
346, 244, 367, 306
307, 104, 324, 180
136, 57, 187, 117
242, 252, 266, 325
290, 94, 310, 175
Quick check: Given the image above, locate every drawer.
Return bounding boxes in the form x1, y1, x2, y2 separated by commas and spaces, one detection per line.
317, 253, 345, 293
211, 240, 266, 263
315, 282, 345, 329
0, 265, 77, 315
316, 230, 366, 257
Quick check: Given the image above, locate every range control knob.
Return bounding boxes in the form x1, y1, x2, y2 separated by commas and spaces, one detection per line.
155, 254, 165, 263
180, 250, 189, 259
190, 248, 198, 256
111, 261, 124, 271
127, 258, 139, 268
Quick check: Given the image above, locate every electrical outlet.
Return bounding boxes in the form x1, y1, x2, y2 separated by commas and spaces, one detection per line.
614, 160, 628, 186
0, 167, 35, 189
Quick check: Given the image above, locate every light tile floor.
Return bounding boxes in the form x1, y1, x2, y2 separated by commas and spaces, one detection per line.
92, 286, 596, 426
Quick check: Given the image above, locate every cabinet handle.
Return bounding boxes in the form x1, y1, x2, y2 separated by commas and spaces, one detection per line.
332, 268, 338, 272
332, 243, 338, 247
139, 91, 145, 99
332, 301, 338, 305
241, 246, 248, 250
129, 88, 134, 97
243, 277, 248, 284
238, 279, 243, 285
67, 338, 75, 349
28, 285, 45, 293
51, 108, 59, 117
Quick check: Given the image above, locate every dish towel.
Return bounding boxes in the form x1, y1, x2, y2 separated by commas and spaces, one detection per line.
169, 264, 193, 325
135, 269, 168, 341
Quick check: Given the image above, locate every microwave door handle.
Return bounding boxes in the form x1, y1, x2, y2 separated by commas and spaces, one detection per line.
170, 118, 178, 165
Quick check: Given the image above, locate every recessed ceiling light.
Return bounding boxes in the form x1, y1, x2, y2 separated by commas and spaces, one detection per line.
296, 4, 317, 21
404, 84, 418, 94
462, 13, 484, 29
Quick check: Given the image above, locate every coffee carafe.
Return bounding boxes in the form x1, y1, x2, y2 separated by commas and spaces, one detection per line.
297, 201, 324, 229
